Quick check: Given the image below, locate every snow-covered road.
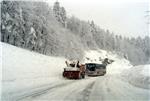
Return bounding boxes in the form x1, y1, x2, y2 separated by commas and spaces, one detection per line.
20, 77, 97, 101
89, 74, 149, 101
16, 75, 150, 101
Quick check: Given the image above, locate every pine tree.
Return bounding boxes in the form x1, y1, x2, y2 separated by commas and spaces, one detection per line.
53, 1, 60, 21
53, 1, 67, 27
60, 7, 67, 27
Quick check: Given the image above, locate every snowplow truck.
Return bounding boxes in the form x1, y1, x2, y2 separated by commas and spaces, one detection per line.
63, 61, 85, 79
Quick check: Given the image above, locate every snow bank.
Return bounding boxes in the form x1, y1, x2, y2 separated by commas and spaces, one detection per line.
123, 65, 150, 89
1, 42, 67, 100
0, 42, 2, 100
107, 58, 132, 74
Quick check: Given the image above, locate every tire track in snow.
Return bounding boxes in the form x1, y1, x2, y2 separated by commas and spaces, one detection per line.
15, 80, 77, 101
78, 81, 95, 101
16, 77, 99, 101
22, 77, 98, 101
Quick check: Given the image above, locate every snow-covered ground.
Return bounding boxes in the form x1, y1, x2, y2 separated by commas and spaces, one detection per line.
1, 42, 150, 101
1, 42, 70, 101
123, 65, 150, 89
0, 42, 2, 101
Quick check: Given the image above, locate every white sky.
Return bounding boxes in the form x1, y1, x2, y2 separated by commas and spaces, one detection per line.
46, 0, 149, 38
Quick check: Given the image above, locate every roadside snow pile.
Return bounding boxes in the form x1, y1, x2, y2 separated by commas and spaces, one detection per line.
107, 58, 132, 74
1, 42, 67, 100
123, 65, 150, 89
83, 50, 132, 75
0, 41, 2, 101
2, 42, 66, 80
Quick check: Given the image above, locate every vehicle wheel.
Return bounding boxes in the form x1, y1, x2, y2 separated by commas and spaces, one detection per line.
82, 74, 85, 79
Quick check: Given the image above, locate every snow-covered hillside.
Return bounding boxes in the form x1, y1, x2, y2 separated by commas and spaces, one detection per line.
1, 42, 69, 101
1, 42, 150, 101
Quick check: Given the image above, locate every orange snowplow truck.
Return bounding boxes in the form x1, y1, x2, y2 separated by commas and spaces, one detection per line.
63, 60, 85, 79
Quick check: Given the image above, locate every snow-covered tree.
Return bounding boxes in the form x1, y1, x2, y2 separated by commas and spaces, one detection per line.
53, 1, 67, 27
53, 1, 60, 21
60, 7, 67, 27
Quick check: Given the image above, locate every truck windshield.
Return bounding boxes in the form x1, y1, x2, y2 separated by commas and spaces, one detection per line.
86, 63, 106, 71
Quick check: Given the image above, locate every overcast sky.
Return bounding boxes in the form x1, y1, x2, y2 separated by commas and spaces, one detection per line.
47, 0, 149, 38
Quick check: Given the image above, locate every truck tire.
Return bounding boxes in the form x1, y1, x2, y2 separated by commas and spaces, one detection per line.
82, 74, 85, 79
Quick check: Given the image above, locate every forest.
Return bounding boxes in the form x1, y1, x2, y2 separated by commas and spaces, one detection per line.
1, 1, 150, 65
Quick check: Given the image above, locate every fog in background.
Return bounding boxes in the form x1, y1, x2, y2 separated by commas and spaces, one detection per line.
47, 0, 149, 38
